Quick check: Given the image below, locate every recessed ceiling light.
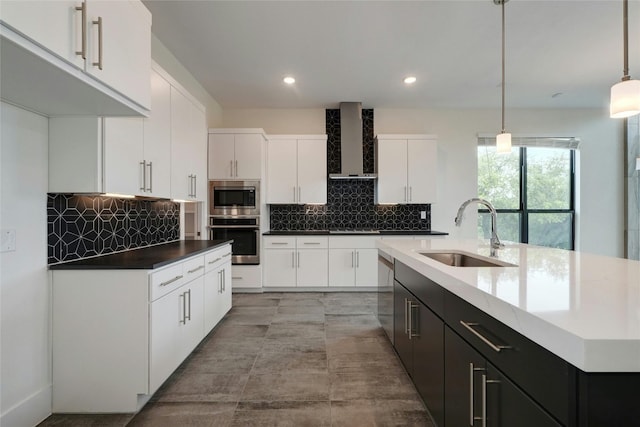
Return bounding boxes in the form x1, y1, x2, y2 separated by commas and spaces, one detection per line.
283, 76, 295, 85
403, 76, 417, 84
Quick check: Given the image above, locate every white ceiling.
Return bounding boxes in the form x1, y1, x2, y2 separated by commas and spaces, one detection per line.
142, 0, 640, 110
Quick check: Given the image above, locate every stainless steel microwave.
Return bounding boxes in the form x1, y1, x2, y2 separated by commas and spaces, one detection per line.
209, 180, 260, 216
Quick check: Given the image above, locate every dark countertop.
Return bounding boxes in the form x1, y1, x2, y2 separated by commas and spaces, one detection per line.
49, 240, 233, 270
263, 230, 448, 236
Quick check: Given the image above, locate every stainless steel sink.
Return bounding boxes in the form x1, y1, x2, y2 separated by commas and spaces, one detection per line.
420, 252, 516, 267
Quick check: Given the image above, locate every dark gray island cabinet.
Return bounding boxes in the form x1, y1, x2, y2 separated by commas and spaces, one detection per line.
393, 260, 639, 427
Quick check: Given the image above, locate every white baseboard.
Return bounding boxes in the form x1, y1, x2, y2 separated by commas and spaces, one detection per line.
1, 385, 51, 427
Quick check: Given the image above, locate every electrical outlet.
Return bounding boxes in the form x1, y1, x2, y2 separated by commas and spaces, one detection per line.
420, 211, 427, 220
1, 229, 16, 252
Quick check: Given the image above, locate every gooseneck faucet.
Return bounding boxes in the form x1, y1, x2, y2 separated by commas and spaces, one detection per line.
455, 198, 504, 257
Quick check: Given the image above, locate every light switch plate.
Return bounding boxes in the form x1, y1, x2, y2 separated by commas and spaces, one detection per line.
1, 229, 16, 252
420, 211, 427, 220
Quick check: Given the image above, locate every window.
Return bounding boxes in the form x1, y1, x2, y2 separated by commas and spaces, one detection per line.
477, 144, 575, 250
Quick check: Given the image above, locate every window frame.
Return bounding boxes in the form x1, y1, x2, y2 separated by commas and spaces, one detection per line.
478, 146, 576, 250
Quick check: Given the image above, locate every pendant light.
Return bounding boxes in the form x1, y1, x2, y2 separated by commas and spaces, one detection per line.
610, 0, 640, 118
495, 0, 512, 153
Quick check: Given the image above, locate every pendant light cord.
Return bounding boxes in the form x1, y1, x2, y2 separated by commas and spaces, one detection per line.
623, 0, 630, 81
501, 0, 506, 132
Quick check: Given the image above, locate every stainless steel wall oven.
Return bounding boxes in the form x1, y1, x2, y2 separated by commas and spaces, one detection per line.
209, 180, 260, 216
208, 216, 260, 265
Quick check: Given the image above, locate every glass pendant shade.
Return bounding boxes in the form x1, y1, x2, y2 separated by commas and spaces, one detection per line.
496, 132, 512, 153
610, 79, 640, 118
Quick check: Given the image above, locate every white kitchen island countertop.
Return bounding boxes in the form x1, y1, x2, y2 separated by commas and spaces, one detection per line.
377, 238, 640, 373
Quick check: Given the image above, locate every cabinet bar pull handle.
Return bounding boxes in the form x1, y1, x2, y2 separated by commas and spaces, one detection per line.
408, 301, 419, 338
404, 298, 410, 336
222, 268, 226, 292
160, 275, 183, 287
481, 374, 500, 427
404, 186, 407, 202
188, 265, 204, 274
140, 160, 146, 191
356, 251, 360, 268
271, 242, 289, 245
232, 276, 242, 280
470, 363, 486, 425
180, 292, 186, 324
293, 186, 296, 202
147, 161, 153, 192
75, 1, 86, 59
222, 252, 231, 257
193, 175, 197, 198
460, 321, 512, 353
92, 17, 103, 70
235, 160, 238, 177
351, 251, 355, 268
185, 289, 191, 321
229, 160, 233, 177
208, 257, 222, 264
303, 242, 321, 245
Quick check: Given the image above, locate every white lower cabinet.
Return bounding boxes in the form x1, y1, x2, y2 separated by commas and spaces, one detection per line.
328, 237, 379, 287
51, 244, 231, 413
263, 236, 328, 288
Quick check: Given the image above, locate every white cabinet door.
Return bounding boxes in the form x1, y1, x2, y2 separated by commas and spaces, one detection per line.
297, 139, 327, 204
264, 249, 296, 287
328, 249, 355, 287
217, 261, 232, 322
149, 287, 183, 393
170, 87, 194, 200
376, 139, 408, 204
234, 133, 263, 180
142, 69, 172, 198
179, 277, 204, 360
266, 139, 297, 204
297, 250, 328, 287
407, 139, 437, 203
103, 117, 144, 196
355, 249, 378, 287
208, 134, 235, 179
0, 1, 84, 68
188, 100, 207, 202
85, 0, 151, 109
203, 269, 221, 333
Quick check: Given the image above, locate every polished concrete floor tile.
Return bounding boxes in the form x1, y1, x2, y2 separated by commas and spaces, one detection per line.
276, 305, 325, 315
271, 312, 325, 324
155, 373, 249, 402
207, 324, 269, 339
330, 372, 421, 401
252, 351, 328, 374
128, 402, 236, 427
328, 351, 405, 375
241, 373, 330, 401
261, 336, 326, 353
330, 399, 434, 427
265, 323, 325, 339
216, 311, 274, 326
182, 352, 257, 375
230, 401, 331, 427
37, 414, 133, 427
232, 294, 280, 307
326, 336, 396, 356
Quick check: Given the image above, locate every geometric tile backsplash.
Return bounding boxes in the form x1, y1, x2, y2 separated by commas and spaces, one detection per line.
47, 194, 180, 264
269, 108, 431, 231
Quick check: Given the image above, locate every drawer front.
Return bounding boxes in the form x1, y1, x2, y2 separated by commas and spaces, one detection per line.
149, 263, 185, 301
230, 265, 261, 288
297, 236, 328, 249
183, 255, 205, 281
205, 246, 232, 273
264, 237, 296, 249
445, 290, 574, 426
329, 236, 379, 249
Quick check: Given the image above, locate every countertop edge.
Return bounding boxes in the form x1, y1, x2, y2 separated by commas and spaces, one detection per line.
263, 230, 448, 236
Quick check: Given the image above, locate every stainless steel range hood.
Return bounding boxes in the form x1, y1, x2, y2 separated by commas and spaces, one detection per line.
329, 102, 377, 179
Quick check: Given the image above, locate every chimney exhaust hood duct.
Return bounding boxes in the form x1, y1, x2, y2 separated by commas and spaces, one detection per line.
329, 102, 377, 179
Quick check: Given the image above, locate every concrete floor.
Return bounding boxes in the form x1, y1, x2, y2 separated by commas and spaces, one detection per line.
39, 292, 434, 427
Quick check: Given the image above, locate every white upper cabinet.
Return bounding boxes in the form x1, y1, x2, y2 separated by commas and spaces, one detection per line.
170, 86, 207, 201
266, 135, 327, 204
376, 135, 437, 204
0, 0, 151, 116
208, 130, 266, 180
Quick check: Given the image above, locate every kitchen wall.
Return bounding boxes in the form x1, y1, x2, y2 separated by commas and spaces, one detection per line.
223, 107, 624, 257
1, 102, 51, 426
269, 109, 431, 231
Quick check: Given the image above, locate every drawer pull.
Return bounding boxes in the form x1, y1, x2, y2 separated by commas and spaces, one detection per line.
303, 242, 321, 245
232, 276, 242, 280
160, 275, 183, 287
222, 252, 232, 257
271, 242, 289, 245
187, 265, 204, 274
460, 321, 512, 353
208, 257, 222, 264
